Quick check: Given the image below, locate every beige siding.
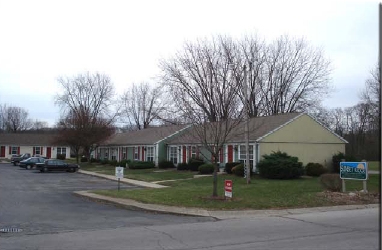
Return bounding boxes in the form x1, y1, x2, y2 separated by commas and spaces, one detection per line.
259, 114, 346, 167
261, 114, 345, 144
259, 142, 345, 167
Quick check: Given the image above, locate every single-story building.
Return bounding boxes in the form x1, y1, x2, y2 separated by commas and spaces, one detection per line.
0, 133, 71, 159
95, 124, 190, 166
165, 113, 347, 171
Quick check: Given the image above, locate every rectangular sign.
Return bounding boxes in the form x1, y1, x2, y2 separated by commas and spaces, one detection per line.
340, 162, 368, 180
115, 166, 124, 179
224, 180, 232, 198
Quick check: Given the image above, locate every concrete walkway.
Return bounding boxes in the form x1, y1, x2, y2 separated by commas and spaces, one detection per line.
75, 170, 380, 219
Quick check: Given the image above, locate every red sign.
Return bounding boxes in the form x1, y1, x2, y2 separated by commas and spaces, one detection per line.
224, 180, 233, 198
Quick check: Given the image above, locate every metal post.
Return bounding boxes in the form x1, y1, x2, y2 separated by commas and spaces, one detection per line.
362, 159, 368, 193
243, 64, 250, 184
118, 178, 120, 191
341, 159, 345, 192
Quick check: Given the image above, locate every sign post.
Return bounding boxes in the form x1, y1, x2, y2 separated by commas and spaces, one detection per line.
115, 166, 124, 191
340, 162, 368, 193
224, 180, 233, 199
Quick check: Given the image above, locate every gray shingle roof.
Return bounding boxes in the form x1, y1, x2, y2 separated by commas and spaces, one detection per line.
0, 133, 64, 146
101, 124, 189, 146
166, 113, 305, 144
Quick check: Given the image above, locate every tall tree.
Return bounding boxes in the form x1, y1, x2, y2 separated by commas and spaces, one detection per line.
120, 82, 166, 130
1, 106, 32, 132
160, 36, 246, 196
55, 72, 117, 162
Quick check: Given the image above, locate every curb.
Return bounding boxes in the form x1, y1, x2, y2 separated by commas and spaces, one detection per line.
77, 170, 167, 189
74, 190, 380, 220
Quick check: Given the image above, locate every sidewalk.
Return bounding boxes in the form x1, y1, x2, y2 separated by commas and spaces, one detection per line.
75, 170, 380, 219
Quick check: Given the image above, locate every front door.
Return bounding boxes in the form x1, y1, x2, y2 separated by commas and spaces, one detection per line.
0, 146, 5, 157
47, 147, 51, 159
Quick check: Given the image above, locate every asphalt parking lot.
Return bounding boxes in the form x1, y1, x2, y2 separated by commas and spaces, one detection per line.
0, 163, 214, 237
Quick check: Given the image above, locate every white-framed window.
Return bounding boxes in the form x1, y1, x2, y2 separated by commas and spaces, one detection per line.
146, 147, 154, 162
191, 146, 197, 159
57, 147, 66, 155
122, 147, 127, 159
169, 146, 178, 164
11, 146, 18, 155
238, 145, 254, 167
134, 147, 139, 160
33, 146, 41, 155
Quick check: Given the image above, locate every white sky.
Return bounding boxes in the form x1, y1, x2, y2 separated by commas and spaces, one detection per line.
0, 0, 378, 126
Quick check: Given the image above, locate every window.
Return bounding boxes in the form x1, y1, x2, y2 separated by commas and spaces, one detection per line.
239, 145, 254, 167
134, 147, 139, 160
57, 147, 66, 155
169, 147, 178, 164
146, 147, 154, 162
122, 147, 127, 160
191, 146, 197, 159
11, 146, 18, 155
33, 147, 41, 155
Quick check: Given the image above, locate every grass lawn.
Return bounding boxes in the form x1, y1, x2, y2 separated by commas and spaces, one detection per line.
79, 162, 195, 182
368, 161, 380, 171
93, 174, 380, 210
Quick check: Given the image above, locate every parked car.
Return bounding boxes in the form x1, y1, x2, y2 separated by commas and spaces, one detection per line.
18, 157, 46, 170
11, 153, 32, 166
37, 159, 80, 173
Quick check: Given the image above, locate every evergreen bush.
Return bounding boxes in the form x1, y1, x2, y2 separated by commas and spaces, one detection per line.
305, 162, 328, 177
257, 151, 304, 179
198, 164, 215, 174
225, 162, 241, 174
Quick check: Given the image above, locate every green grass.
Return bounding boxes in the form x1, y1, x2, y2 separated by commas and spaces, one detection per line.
93, 174, 380, 210
368, 161, 380, 171
79, 162, 195, 182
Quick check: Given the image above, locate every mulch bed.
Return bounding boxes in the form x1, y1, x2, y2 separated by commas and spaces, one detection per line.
317, 191, 380, 205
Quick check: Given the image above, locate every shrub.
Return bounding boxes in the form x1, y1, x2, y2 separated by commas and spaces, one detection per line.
56, 154, 66, 160
319, 173, 342, 192
305, 162, 328, 177
101, 159, 109, 165
232, 164, 244, 176
80, 156, 88, 162
158, 160, 175, 169
225, 162, 241, 174
188, 158, 204, 171
177, 162, 189, 171
118, 160, 129, 168
90, 158, 100, 163
332, 152, 358, 173
198, 164, 215, 174
129, 161, 155, 169
109, 160, 118, 166
257, 151, 304, 179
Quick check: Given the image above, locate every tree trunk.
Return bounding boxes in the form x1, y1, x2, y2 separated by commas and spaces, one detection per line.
212, 162, 218, 197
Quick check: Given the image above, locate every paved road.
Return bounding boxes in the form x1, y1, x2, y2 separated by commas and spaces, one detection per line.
0, 163, 215, 237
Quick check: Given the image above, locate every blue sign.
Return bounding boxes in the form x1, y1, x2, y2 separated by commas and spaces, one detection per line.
340, 162, 368, 180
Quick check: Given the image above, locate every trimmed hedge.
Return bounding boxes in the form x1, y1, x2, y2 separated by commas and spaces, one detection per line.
305, 162, 328, 177
177, 162, 189, 171
257, 151, 304, 179
101, 159, 109, 165
225, 162, 241, 174
158, 160, 175, 169
232, 163, 244, 177
198, 164, 215, 174
56, 154, 66, 160
129, 161, 155, 169
188, 158, 205, 171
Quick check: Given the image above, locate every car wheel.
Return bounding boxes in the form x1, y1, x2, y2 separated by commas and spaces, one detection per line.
43, 167, 48, 173
69, 167, 75, 172
26, 165, 31, 170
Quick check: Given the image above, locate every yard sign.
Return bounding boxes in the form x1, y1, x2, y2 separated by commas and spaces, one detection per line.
224, 180, 233, 198
340, 162, 368, 180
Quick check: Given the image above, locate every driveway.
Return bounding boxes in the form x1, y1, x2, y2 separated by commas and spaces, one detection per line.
0, 163, 215, 237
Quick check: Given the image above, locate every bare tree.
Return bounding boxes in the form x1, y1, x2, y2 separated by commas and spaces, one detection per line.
160, 36, 245, 196
120, 82, 167, 130
30, 120, 50, 131
55, 72, 117, 162
360, 64, 380, 131
1, 106, 32, 132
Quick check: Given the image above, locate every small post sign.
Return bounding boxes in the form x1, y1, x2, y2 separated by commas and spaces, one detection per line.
224, 180, 233, 198
115, 166, 124, 191
340, 162, 368, 180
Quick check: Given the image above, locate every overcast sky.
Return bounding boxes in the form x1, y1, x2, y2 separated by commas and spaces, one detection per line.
0, 0, 378, 126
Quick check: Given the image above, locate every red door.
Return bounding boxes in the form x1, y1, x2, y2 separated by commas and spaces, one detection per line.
0, 146, 5, 157
46, 147, 51, 159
